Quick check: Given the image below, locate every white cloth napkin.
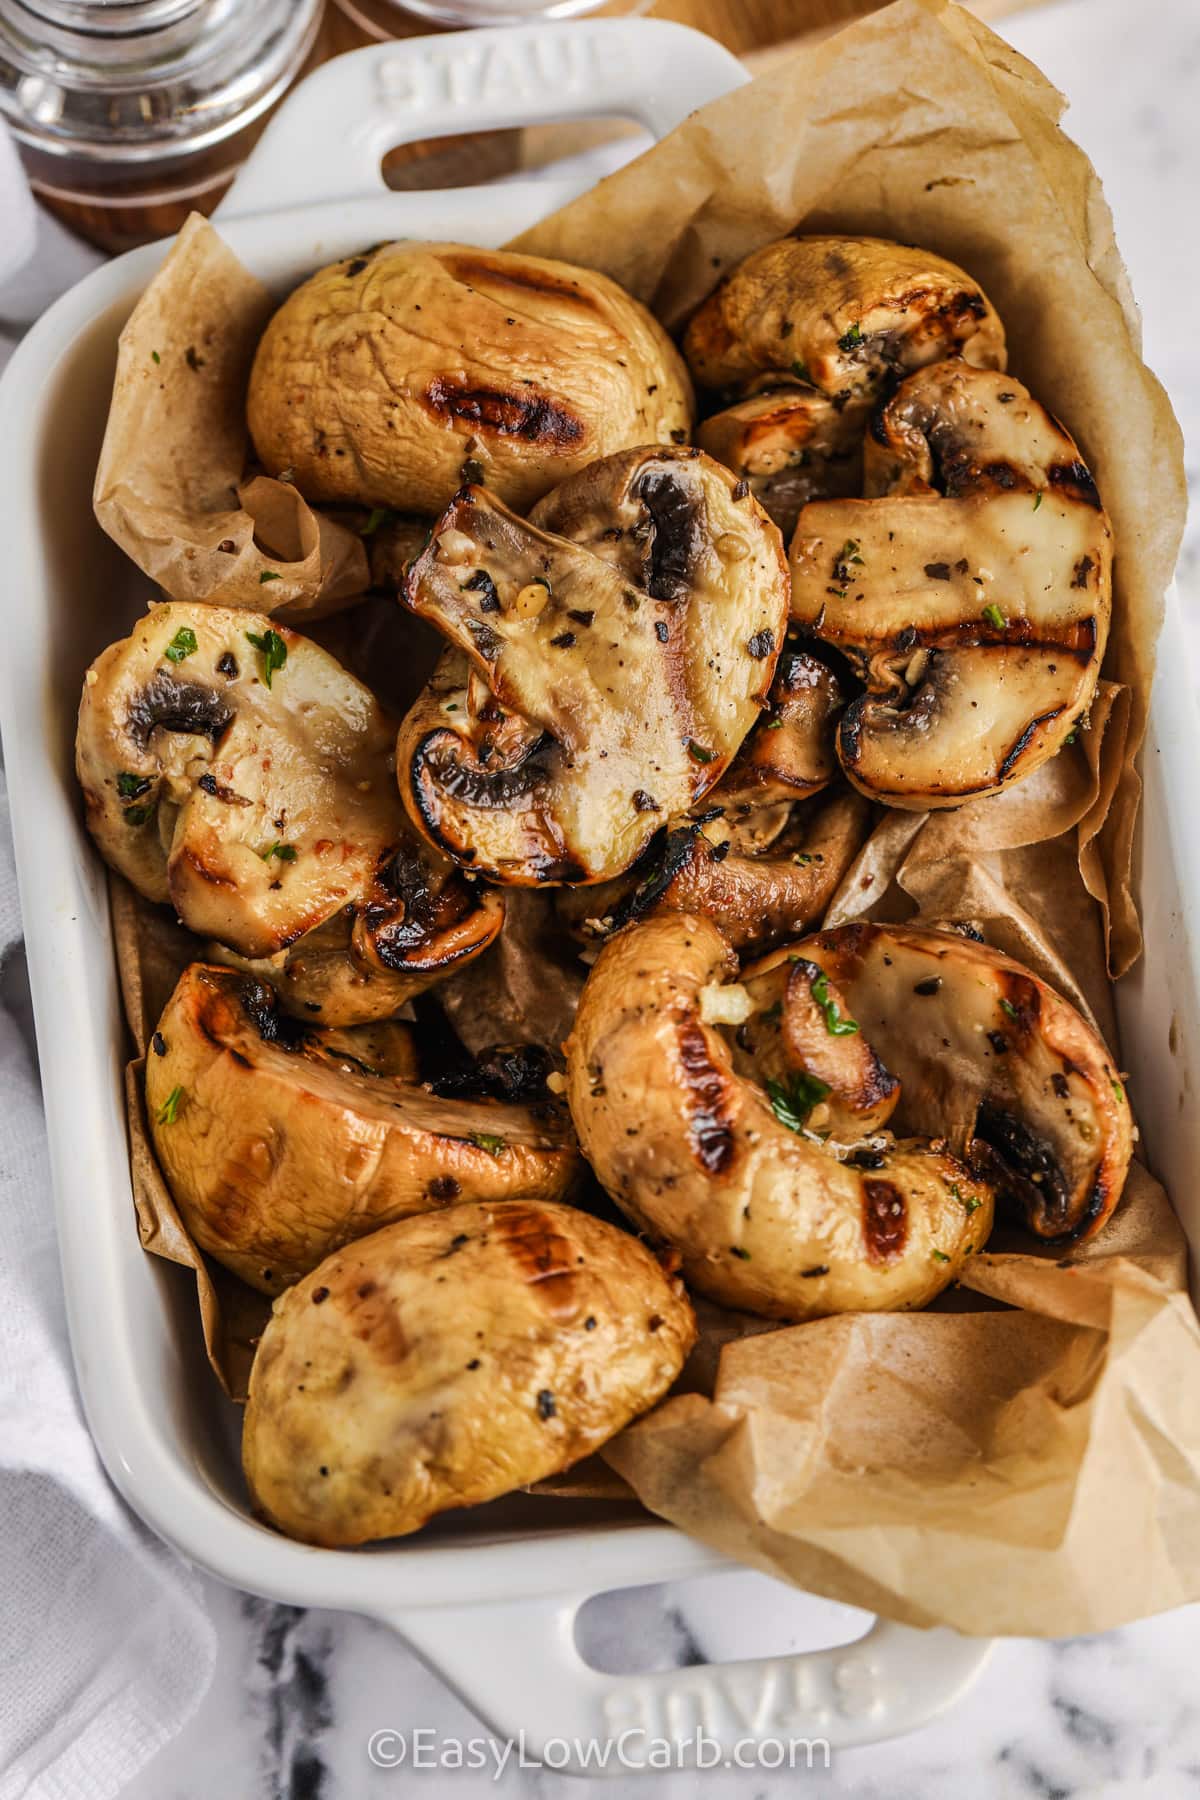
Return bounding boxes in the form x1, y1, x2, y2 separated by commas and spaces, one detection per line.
0, 778, 217, 1800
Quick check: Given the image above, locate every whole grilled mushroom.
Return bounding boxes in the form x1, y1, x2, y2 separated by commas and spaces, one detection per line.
247, 242, 692, 517
242, 1199, 696, 1545
397, 448, 788, 884
76, 603, 501, 1015
147, 964, 580, 1295
685, 235, 1005, 536
789, 364, 1112, 807
566, 916, 1131, 1318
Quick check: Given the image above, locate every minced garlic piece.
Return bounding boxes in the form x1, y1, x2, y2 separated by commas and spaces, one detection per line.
699, 981, 755, 1027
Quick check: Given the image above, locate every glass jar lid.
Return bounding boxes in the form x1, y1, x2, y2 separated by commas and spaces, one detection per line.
0, 0, 323, 165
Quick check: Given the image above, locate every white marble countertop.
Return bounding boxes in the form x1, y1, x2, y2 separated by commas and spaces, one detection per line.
5, 0, 1199, 1793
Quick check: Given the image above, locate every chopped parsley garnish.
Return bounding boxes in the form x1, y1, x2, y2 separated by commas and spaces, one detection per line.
811, 969, 859, 1036
116, 772, 151, 799
837, 322, 864, 352
838, 539, 864, 566
950, 1182, 982, 1214
155, 1085, 183, 1126
245, 628, 287, 688
982, 603, 1007, 630
361, 506, 398, 536
1063, 730, 1077, 746
471, 1132, 507, 1156
1000, 998, 1019, 1021
164, 626, 197, 664
765, 718, 785, 731
259, 570, 282, 584
686, 740, 716, 764
258, 842, 297, 863
729, 1245, 752, 1261
931, 1249, 950, 1264
1033, 490, 1043, 512
1112, 1077, 1125, 1105
123, 804, 154, 827
151, 350, 161, 365
791, 359, 811, 382
766, 1071, 832, 1133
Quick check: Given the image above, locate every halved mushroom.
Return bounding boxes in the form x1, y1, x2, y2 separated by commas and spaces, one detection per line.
683, 235, 1006, 534
398, 452, 788, 884
566, 913, 993, 1318
557, 786, 871, 957
789, 364, 1112, 807
246, 242, 692, 518
147, 963, 580, 1295
781, 922, 1132, 1243
77, 603, 501, 1005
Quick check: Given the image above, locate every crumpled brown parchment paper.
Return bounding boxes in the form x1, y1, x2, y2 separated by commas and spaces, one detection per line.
103, 0, 1197, 1635
93, 213, 368, 621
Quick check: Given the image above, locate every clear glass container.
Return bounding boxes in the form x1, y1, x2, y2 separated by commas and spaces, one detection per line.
330, 0, 610, 34
0, 0, 326, 250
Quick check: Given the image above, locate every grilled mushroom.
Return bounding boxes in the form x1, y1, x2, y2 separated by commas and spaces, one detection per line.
246, 242, 692, 517
567, 916, 1131, 1317
77, 602, 502, 1010
398, 451, 788, 884
789, 364, 1112, 807
147, 964, 580, 1294
557, 786, 870, 956
711, 645, 844, 827
684, 235, 1005, 535
242, 1199, 696, 1545
567, 913, 991, 1318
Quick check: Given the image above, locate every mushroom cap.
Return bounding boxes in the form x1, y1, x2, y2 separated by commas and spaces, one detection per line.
241, 1198, 696, 1545
147, 964, 581, 1294
789, 366, 1112, 808
566, 912, 992, 1318
791, 921, 1132, 1243
76, 602, 501, 984
683, 234, 1006, 397
246, 242, 692, 517
398, 451, 788, 884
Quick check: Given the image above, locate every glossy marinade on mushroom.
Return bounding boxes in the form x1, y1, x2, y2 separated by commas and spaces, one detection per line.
247, 242, 693, 517
566, 915, 1131, 1319
396, 446, 790, 885
147, 964, 580, 1295
242, 1200, 696, 1546
684, 234, 1006, 537
75, 602, 502, 1022
788, 363, 1112, 807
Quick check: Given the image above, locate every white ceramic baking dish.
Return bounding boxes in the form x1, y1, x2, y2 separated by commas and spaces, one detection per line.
1, 17, 1196, 1772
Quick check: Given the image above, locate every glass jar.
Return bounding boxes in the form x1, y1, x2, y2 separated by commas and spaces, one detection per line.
0, 0, 326, 251
330, 0, 610, 35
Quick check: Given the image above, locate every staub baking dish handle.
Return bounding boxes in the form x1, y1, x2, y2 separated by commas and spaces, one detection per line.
388, 1590, 992, 1772
218, 18, 750, 221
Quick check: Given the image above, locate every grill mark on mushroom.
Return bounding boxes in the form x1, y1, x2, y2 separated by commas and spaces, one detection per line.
676, 1019, 737, 1173
422, 378, 586, 447
493, 1205, 585, 1322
